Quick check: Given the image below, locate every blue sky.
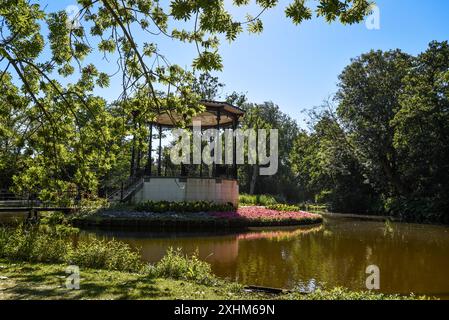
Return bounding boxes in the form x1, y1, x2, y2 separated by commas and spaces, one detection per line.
41, 0, 449, 128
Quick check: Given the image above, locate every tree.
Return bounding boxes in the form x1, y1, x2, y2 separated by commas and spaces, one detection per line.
192, 73, 224, 100
290, 105, 379, 212
290, 43, 449, 222
239, 102, 300, 200
336, 49, 413, 197
392, 41, 449, 222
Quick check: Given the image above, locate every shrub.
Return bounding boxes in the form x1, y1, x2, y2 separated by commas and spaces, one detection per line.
239, 194, 278, 206
0, 226, 70, 263
67, 236, 142, 272
40, 211, 66, 226
134, 200, 235, 213
0, 225, 142, 272
148, 247, 214, 285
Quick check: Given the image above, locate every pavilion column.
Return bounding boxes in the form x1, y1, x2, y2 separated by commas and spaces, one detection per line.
213, 110, 221, 178
232, 115, 238, 180
158, 124, 162, 176
145, 123, 153, 176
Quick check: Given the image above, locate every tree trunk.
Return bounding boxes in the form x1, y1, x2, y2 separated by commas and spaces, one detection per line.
250, 129, 259, 195
249, 164, 258, 195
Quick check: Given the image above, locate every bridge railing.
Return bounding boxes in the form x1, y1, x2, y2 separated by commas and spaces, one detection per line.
0, 191, 84, 208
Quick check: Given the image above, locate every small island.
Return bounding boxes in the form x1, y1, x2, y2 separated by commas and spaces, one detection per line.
72, 201, 323, 229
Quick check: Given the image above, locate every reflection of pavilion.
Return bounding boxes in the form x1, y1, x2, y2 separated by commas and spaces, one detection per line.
237, 225, 323, 241
122, 226, 323, 265
109, 100, 245, 206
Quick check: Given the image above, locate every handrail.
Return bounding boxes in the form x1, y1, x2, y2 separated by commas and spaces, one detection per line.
107, 174, 144, 201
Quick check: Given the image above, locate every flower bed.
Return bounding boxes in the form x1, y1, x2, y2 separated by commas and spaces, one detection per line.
72, 206, 323, 228
209, 207, 322, 224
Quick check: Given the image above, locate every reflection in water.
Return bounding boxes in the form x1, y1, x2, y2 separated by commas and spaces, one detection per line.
2, 213, 444, 298
83, 225, 323, 267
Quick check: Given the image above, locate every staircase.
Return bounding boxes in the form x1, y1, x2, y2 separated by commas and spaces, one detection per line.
108, 176, 144, 202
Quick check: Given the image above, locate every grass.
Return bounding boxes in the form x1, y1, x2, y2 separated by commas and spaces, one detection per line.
239, 194, 279, 206
0, 259, 431, 300
0, 260, 257, 300
284, 287, 430, 300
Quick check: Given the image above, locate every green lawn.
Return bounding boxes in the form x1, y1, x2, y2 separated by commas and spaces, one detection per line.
0, 260, 271, 300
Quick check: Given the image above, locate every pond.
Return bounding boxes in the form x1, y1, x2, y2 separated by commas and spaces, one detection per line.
80, 215, 449, 299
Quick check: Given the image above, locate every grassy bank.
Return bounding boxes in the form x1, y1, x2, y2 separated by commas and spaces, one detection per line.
0, 260, 428, 300
0, 259, 266, 300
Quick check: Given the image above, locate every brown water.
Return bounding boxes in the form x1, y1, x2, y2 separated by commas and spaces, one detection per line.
81, 216, 449, 298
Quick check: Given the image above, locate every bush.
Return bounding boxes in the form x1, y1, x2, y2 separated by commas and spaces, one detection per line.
0, 226, 70, 263
67, 236, 142, 272
0, 225, 142, 272
383, 197, 446, 223
239, 194, 278, 206
134, 200, 235, 213
148, 248, 214, 285
40, 211, 66, 226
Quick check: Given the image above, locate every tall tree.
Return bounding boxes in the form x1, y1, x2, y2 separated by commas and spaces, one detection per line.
336, 49, 413, 197
240, 102, 300, 200
392, 41, 449, 222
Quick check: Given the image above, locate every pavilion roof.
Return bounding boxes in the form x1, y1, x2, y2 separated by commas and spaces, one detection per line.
153, 100, 245, 128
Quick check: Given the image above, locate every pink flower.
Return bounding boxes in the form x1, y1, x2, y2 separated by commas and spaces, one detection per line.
208, 206, 321, 221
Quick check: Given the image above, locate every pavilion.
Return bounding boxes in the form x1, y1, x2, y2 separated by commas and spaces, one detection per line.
109, 100, 245, 207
